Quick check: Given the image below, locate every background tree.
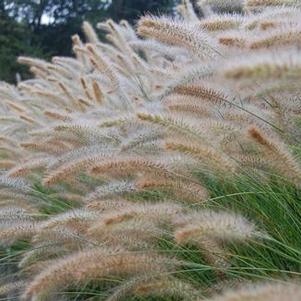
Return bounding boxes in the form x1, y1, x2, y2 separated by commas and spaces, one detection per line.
108, 0, 176, 22
0, 0, 176, 83
33, 0, 110, 56
0, 11, 44, 83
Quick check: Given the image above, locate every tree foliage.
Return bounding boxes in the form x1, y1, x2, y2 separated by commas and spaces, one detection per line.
0, 0, 176, 82
108, 0, 176, 21
0, 12, 44, 83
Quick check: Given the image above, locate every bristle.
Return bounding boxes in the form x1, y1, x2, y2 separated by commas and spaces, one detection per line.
208, 281, 301, 301
137, 16, 221, 59
23, 250, 178, 300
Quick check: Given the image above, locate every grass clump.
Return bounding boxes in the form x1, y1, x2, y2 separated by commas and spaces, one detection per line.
0, 0, 301, 300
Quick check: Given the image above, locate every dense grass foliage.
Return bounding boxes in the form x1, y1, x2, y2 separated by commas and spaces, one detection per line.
0, 0, 301, 300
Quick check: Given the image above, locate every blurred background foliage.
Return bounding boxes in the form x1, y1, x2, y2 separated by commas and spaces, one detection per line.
0, 0, 178, 83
